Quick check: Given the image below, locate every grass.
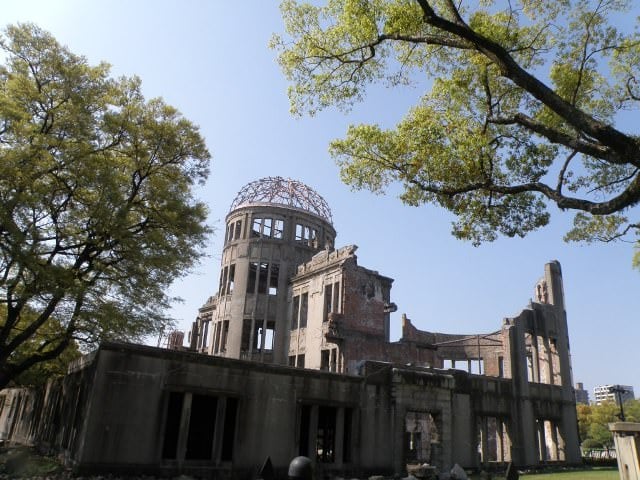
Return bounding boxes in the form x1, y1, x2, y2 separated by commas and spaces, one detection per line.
521, 468, 619, 479
469, 467, 619, 479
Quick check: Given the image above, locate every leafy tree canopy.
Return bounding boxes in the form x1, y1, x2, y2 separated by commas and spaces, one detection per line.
578, 399, 640, 448
0, 24, 211, 388
273, 0, 640, 249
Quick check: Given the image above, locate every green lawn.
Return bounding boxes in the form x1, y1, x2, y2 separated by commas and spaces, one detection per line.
519, 468, 618, 479
469, 468, 619, 479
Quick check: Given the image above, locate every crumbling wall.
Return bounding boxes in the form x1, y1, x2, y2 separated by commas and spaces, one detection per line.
0, 352, 97, 460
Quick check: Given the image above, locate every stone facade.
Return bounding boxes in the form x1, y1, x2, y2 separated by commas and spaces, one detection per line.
0, 341, 580, 477
0, 178, 582, 477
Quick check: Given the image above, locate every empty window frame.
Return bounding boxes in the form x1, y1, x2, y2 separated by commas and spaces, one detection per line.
213, 323, 221, 354
254, 320, 275, 351
321, 350, 330, 371
201, 321, 209, 349
273, 219, 284, 239
247, 262, 257, 293
247, 262, 278, 295
234, 220, 242, 241
162, 392, 238, 463
300, 292, 308, 328
295, 223, 318, 246
316, 406, 336, 462
219, 265, 235, 296
219, 267, 226, 296
227, 265, 235, 294
298, 405, 354, 463
323, 281, 341, 322
220, 321, 229, 353
291, 295, 300, 330
290, 292, 309, 330
258, 262, 269, 294
241, 319, 252, 352
320, 349, 338, 372
343, 408, 353, 463
269, 264, 279, 295
226, 220, 242, 243
252, 218, 262, 237
251, 217, 285, 239
324, 285, 332, 322
186, 395, 218, 460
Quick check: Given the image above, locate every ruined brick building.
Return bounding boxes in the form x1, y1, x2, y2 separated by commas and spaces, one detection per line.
189, 177, 576, 386
0, 177, 581, 477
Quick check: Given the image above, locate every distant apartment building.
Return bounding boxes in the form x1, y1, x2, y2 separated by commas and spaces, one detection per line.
593, 384, 635, 405
575, 382, 589, 405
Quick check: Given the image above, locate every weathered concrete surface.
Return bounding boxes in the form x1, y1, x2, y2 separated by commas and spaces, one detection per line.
610, 422, 640, 480
2, 338, 580, 478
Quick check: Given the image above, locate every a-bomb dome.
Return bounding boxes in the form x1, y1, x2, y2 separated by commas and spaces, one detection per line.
229, 176, 333, 224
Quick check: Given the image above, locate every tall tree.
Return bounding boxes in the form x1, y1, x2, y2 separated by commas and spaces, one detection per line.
273, 0, 640, 249
0, 24, 211, 389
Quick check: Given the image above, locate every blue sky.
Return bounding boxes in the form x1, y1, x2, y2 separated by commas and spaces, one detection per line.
4, 1, 639, 399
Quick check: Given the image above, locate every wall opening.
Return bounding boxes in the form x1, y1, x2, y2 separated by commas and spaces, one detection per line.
317, 406, 337, 463
185, 395, 218, 460
162, 392, 184, 459
221, 398, 238, 461
404, 411, 438, 465
269, 264, 279, 295
299, 404, 311, 457
343, 407, 353, 463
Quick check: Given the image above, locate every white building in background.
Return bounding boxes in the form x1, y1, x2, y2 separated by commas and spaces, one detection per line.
593, 384, 635, 405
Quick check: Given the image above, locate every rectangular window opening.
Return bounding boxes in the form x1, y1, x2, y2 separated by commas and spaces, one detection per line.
300, 293, 308, 328
333, 282, 340, 313
252, 218, 262, 237
185, 395, 218, 460
221, 321, 229, 352
213, 323, 221, 354
258, 262, 269, 294
274, 219, 284, 239
234, 220, 242, 240
162, 392, 184, 459
269, 264, 279, 295
291, 295, 300, 330
264, 321, 275, 351
254, 324, 263, 350
324, 284, 332, 323
221, 398, 238, 461
241, 319, 252, 352
299, 405, 311, 457
218, 269, 224, 296
227, 264, 235, 294
317, 406, 337, 463
343, 408, 353, 463
295, 224, 304, 242
321, 350, 330, 371
247, 262, 258, 293
263, 218, 272, 237
202, 321, 209, 349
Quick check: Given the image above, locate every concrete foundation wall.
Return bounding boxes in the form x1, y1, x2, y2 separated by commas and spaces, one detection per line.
1, 341, 582, 478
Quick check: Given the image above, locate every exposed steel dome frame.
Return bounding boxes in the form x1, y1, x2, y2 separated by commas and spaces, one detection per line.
229, 176, 333, 224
